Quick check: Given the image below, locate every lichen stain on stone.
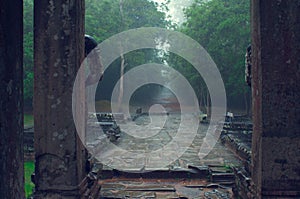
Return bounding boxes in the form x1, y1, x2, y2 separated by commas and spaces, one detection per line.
53, 132, 58, 137
46, 0, 55, 17
56, 98, 61, 105
37, 154, 68, 186
51, 98, 61, 109
54, 58, 61, 68
263, 137, 300, 181
67, 65, 74, 76
6, 80, 13, 95
47, 95, 54, 99
61, 4, 69, 17
58, 134, 64, 141
53, 34, 59, 40
51, 129, 68, 141
61, 0, 75, 16
61, 2, 73, 29
63, 29, 71, 35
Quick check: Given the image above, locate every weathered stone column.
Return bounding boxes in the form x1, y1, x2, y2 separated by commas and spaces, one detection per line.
0, 0, 24, 198
34, 0, 86, 198
251, 0, 300, 198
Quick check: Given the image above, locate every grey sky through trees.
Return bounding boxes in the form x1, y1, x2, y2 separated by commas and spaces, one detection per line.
151, 0, 194, 23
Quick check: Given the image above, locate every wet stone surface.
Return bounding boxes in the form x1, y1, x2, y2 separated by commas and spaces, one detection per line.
85, 113, 244, 198
98, 178, 234, 199
84, 86, 245, 198
86, 113, 243, 171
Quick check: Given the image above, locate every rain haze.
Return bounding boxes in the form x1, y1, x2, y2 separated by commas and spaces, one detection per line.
151, 0, 194, 23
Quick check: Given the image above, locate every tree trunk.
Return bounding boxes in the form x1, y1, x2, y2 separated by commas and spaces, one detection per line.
0, 0, 25, 198
117, 0, 125, 112
118, 53, 125, 112
206, 89, 211, 117
244, 90, 251, 117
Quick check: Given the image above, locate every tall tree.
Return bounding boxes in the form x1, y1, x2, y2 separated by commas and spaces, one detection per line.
23, 0, 34, 107
85, 0, 169, 42
85, 0, 170, 101
22, 0, 171, 106
118, 0, 125, 112
171, 0, 251, 111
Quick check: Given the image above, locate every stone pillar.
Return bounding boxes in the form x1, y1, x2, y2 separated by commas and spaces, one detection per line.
0, 0, 24, 198
34, 0, 86, 198
251, 0, 300, 198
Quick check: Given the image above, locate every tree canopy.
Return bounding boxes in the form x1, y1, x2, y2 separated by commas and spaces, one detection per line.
85, 0, 170, 101
23, 0, 34, 107
23, 0, 170, 106
85, 0, 170, 42
23, 0, 250, 111
170, 0, 251, 110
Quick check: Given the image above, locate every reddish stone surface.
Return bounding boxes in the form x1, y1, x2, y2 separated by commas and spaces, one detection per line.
251, 0, 300, 198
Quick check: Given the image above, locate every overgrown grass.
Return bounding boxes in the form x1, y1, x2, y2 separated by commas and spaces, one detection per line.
24, 161, 35, 198
24, 114, 34, 127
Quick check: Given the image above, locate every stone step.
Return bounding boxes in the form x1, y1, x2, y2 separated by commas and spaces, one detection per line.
98, 178, 234, 199
209, 166, 232, 173
101, 167, 209, 179
210, 173, 235, 183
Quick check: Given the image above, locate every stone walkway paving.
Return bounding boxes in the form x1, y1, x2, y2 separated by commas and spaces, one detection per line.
87, 113, 243, 171
85, 113, 244, 198
98, 177, 234, 199
84, 86, 245, 198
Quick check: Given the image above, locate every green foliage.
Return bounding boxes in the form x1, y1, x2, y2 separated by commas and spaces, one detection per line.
85, 0, 121, 42
23, 0, 34, 105
24, 161, 35, 198
85, 0, 170, 42
172, 0, 250, 108
85, 0, 170, 101
85, 0, 170, 70
23, 0, 170, 104
24, 114, 34, 127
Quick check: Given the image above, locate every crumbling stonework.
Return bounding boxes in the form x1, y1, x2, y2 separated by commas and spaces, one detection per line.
34, 0, 86, 198
251, 0, 300, 198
